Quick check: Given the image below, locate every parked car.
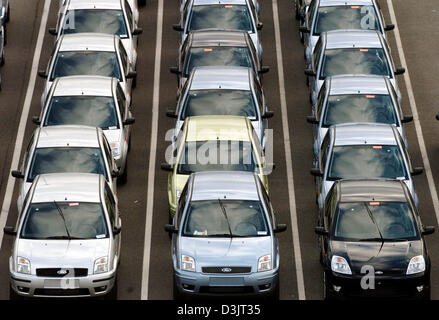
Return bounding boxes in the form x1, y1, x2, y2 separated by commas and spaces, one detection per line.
316, 179, 434, 300
11, 125, 119, 214
165, 171, 286, 299
5, 173, 122, 299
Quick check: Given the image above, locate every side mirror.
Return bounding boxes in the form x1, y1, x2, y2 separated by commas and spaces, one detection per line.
259, 66, 270, 74
401, 115, 413, 123
411, 167, 424, 176
161, 163, 173, 172
166, 110, 178, 118
123, 117, 135, 125
310, 168, 323, 177
113, 226, 122, 235
172, 24, 184, 32
38, 70, 47, 79
32, 116, 41, 125
164, 224, 178, 234
394, 67, 406, 75
169, 66, 181, 75
111, 170, 119, 178
422, 226, 435, 236
11, 170, 24, 179
257, 22, 263, 30
132, 28, 143, 36
304, 68, 316, 77
273, 224, 287, 233
48, 28, 57, 35
126, 71, 137, 79
261, 111, 274, 119
306, 115, 319, 124
384, 24, 395, 31
315, 226, 329, 236
3, 226, 16, 236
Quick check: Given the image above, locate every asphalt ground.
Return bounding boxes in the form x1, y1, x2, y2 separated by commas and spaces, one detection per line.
0, 0, 437, 300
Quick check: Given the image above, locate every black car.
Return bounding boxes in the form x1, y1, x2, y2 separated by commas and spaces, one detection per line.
315, 179, 435, 300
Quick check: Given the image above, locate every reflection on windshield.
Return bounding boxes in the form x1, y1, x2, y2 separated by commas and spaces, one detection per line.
188, 5, 254, 32
182, 90, 257, 120
334, 202, 417, 241
322, 94, 397, 127
51, 51, 122, 80
21, 202, 108, 240
328, 145, 407, 180
44, 96, 119, 129
28, 147, 107, 181
183, 200, 268, 237
62, 10, 129, 38
321, 48, 391, 78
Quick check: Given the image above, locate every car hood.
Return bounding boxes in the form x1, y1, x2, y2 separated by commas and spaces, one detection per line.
16, 239, 110, 274
179, 236, 272, 272
331, 240, 424, 275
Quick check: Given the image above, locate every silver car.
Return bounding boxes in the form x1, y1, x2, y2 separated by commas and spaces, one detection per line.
11, 125, 118, 214
50, 0, 143, 67
165, 171, 287, 299
38, 33, 137, 105
305, 30, 405, 106
167, 66, 273, 147
179, 0, 260, 16
310, 123, 423, 212
5, 173, 121, 299
174, 0, 263, 60
301, 0, 394, 68
33, 76, 134, 181
307, 74, 412, 158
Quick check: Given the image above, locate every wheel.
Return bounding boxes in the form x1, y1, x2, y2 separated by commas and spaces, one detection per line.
3, 25, 6, 46
118, 161, 128, 184
5, 5, 9, 23
9, 286, 24, 300
138, 0, 146, 7
269, 278, 280, 301
105, 279, 118, 300
294, 1, 300, 20
0, 51, 4, 66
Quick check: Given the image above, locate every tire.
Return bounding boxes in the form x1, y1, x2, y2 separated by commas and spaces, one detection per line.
294, 1, 299, 20
269, 279, 280, 301
138, 0, 146, 7
0, 51, 5, 66
105, 279, 118, 300
9, 286, 24, 300
118, 161, 128, 184
3, 25, 7, 46
5, 6, 9, 23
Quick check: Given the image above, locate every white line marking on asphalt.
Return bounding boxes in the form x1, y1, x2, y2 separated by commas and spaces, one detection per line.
272, 0, 306, 300
387, 0, 439, 222
0, 0, 51, 250
141, 0, 164, 300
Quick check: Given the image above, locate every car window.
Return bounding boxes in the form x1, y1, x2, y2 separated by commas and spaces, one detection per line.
177, 182, 189, 226
102, 136, 114, 171
119, 42, 129, 72
312, 37, 322, 69
124, 0, 134, 31
23, 133, 35, 172
320, 131, 330, 168
116, 85, 127, 120
104, 183, 116, 227
253, 77, 264, 115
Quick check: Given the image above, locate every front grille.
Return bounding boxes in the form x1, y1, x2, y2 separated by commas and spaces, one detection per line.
199, 286, 254, 294
202, 266, 251, 274
36, 268, 88, 277
34, 288, 90, 296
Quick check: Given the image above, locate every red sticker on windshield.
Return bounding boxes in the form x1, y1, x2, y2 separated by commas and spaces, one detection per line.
224, 5, 233, 8
69, 203, 79, 207
370, 202, 380, 206
372, 146, 382, 149
366, 95, 375, 99
204, 48, 213, 52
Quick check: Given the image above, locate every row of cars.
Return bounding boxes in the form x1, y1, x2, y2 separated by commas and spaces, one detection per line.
4, 0, 146, 299
297, 0, 435, 299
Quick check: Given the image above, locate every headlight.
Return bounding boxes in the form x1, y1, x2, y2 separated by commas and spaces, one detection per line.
407, 255, 425, 275
17, 257, 31, 274
94, 256, 109, 274
181, 255, 195, 272
110, 142, 121, 158
258, 255, 272, 272
331, 255, 352, 275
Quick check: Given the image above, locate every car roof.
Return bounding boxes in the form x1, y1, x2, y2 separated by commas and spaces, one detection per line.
325, 30, 382, 49
36, 126, 100, 148
185, 116, 251, 142
319, 0, 373, 7
190, 66, 251, 91
193, 0, 247, 6
59, 33, 116, 52
329, 75, 390, 95
190, 30, 248, 47
337, 179, 408, 203
32, 173, 102, 203
191, 171, 260, 201
67, 0, 122, 10
333, 123, 397, 146
53, 76, 114, 97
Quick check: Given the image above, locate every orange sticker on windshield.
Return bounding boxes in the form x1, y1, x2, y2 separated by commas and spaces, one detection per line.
360, 49, 369, 52
204, 48, 213, 52
224, 5, 233, 8
69, 203, 79, 206
351, 6, 360, 9
369, 202, 380, 206
372, 145, 382, 149
366, 95, 375, 99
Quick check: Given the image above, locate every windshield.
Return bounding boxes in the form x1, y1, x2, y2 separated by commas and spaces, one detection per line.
44, 96, 119, 129
28, 147, 108, 182
177, 140, 257, 174
62, 9, 129, 38
322, 94, 397, 127
184, 47, 254, 76
321, 48, 391, 78
333, 202, 418, 241
20, 202, 108, 240
50, 51, 122, 81
313, 5, 381, 35
187, 5, 254, 33
183, 200, 268, 237
327, 145, 408, 180
182, 90, 257, 120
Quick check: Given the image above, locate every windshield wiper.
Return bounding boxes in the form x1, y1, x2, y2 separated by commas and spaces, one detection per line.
44, 235, 85, 240
53, 201, 72, 240
357, 238, 384, 242
218, 198, 233, 238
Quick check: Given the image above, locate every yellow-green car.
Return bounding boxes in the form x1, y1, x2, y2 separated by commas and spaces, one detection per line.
161, 115, 270, 217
